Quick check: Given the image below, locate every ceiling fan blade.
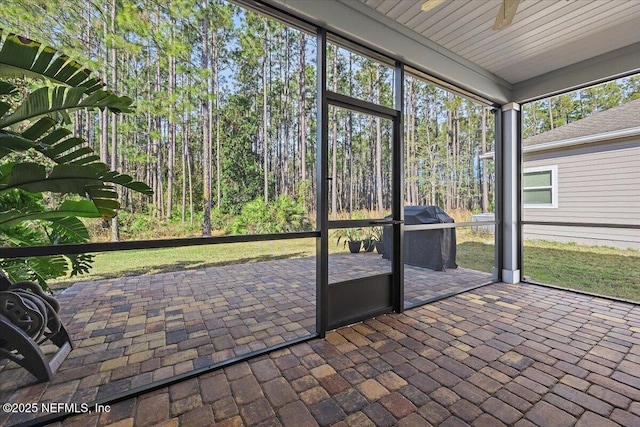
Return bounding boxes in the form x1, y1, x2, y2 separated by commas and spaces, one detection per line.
421, 0, 447, 13
493, 0, 521, 30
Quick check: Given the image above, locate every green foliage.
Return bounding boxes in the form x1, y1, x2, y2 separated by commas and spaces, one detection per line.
0, 31, 152, 289
227, 199, 269, 235
0, 190, 94, 290
120, 211, 152, 237
101, 211, 203, 240
0, 33, 151, 216
207, 207, 230, 231
369, 227, 383, 242
218, 94, 264, 214
333, 228, 362, 248
227, 195, 311, 235
270, 195, 312, 232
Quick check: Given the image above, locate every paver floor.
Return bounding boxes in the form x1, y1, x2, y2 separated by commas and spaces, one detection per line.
0, 254, 490, 426
35, 282, 640, 427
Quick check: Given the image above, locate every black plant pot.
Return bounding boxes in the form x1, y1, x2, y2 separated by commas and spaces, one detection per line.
363, 239, 375, 252
347, 240, 362, 253
375, 241, 384, 255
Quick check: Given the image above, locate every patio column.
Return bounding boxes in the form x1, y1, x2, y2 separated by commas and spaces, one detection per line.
501, 102, 522, 284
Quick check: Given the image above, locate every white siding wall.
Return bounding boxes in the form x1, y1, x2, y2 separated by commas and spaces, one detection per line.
523, 137, 640, 249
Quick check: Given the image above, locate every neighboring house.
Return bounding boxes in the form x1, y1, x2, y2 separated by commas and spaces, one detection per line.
483, 98, 640, 250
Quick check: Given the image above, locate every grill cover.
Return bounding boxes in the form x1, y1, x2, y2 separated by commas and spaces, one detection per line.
382, 206, 457, 271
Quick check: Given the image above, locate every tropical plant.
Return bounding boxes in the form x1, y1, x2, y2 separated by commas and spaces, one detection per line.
370, 226, 383, 242
0, 31, 152, 290
361, 226, 383, 252
334, 227, 362, 248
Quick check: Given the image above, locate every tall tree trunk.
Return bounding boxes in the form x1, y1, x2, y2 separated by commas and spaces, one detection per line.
331, 50, 338, 216
548, 98, 554, 130
187, 139, 194, 227
299, 37, 307, 186
407, 77, 415, 205
201, 0, 212, 236
100, 19, 109, 166
146, 109, 152, 206
262, 27, 269, 203
348, 52, 353, 213
413, 82, 419, 205
110, 0, 120, 241
167, 53, 176, 219
182, 112, 188, 223
481, 106, 489, 212
530, 100, 539, 136
215, 46, 221, 209
154, 61, 164, 218
467, 111, 472, 210
283, 30, 290, 196
208, 30, 215, 214
375, 68, 383, 212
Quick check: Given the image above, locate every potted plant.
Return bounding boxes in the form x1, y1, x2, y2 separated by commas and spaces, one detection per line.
335, 228, 362, 253
362, 228, 376, 252
371, 227, 384, 254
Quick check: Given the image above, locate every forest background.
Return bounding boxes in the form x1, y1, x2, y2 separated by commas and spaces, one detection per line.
1, 0, 639, 244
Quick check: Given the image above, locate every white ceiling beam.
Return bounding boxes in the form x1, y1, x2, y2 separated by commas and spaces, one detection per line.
264, 0, 513, 104
513, 42, 640, 103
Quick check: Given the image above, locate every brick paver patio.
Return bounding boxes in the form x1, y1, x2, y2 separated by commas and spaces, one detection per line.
0, 253, 490, 426
33, 282, 640, 427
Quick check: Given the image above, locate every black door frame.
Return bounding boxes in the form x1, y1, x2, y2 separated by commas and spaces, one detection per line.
316, 28, 404, 336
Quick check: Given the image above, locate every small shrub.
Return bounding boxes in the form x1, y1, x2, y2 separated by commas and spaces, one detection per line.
210, 207, 230, 231
227, 199, 271, 235
271, 194, 312, 233
227, 195, 312, 235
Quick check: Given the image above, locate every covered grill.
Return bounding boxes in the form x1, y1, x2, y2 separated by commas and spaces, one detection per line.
382, 206, 457, 271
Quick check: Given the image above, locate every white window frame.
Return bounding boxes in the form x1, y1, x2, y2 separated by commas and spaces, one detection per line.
523, 165, 558, 209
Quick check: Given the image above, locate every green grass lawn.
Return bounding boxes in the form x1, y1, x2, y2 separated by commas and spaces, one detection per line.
456, 231, 640, 302
53, 233, 640, 302
522, 240, 640, 302
51, 238, 318, 287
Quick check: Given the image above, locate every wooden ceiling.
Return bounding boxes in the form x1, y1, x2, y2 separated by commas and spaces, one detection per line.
359, 0, 640, 84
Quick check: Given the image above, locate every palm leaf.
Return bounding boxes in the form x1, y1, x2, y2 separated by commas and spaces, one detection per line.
0, 30, 152, 292
86, 184, 120, 217
0, 223, 70, 290
0, 86, 133, 129
21, 255, 68, 290
0, 81, 16, 118
0, 147, 151, 201
0, 162, 153, 218
0, 32, 102, 93
21, 117, 57, 140
101, 170, 154, 195
0, 200, 101, 228
0, 259, 62, 290
0, 81, 17, 95
0, 132, 35, 159
0, 162, 119, 217
0, 120, 99, 167
0, 162, 103, 195
0, 101, 9, 119
47, 216, 89, 243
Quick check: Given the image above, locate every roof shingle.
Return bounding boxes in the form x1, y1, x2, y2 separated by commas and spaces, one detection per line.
524, 98, 640, 147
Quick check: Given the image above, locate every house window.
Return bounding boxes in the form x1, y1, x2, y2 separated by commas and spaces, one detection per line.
523, 166, 557, 208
